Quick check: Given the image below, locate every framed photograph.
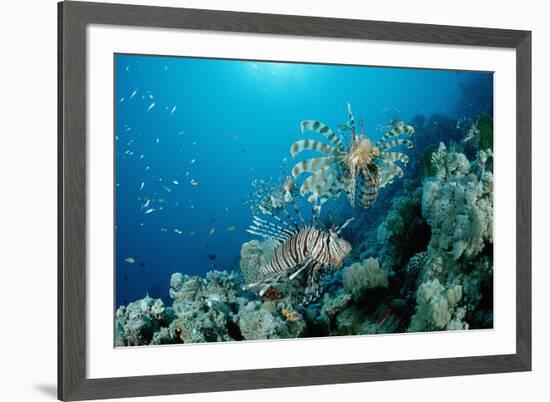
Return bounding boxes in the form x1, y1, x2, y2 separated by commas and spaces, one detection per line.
58, 1, 531, 400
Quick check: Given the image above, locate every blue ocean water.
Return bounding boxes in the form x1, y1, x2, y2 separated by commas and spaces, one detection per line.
114, 54, 491, 308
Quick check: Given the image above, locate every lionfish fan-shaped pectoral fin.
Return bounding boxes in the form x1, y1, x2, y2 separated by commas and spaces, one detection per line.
379, 163, 404, 188
290, 139, 336, 158
376, 123, 414, 146
302, 264, 325, 304
380, 151, 410, 166
291, 156, 335, 179
300, 120, 342, 149
378, 138, 414, 152
318, 179, 346, 204
299, 166, 340, 199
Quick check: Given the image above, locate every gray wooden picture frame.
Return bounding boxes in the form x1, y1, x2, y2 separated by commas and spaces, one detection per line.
58, 1, 532, 400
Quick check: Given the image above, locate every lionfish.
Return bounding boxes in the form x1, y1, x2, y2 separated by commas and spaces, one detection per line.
243, 206, 353, 304
290, 103, 414, 209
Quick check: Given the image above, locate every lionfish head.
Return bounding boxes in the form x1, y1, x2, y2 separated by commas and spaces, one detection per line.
328, 230, 352, 268
345, 137, 379, 171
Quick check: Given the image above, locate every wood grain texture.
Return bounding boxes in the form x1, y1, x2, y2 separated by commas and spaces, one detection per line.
58, 1, 532, 400
515, 32, 532, 370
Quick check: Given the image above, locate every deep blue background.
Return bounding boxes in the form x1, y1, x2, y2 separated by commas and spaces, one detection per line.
114, 54, 491, 307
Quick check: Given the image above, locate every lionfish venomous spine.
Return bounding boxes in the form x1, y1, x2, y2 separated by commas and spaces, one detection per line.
244, 206, 353, 304
290, 103, 414, 209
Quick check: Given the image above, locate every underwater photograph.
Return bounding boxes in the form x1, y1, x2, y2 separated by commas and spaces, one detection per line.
114, 54, 494, 347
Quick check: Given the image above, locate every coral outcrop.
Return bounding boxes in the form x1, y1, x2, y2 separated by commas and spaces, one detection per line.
236, 301, 306, 340
407, 145, 493, 331
342, 257, 389, 302
422, 144, 493, 261
239, 239, 277, 285
115, 294, 174, 346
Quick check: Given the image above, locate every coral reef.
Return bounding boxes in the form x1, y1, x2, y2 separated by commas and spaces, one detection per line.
239, 239, 277, 285
375, 187, 430, 272
422, 144, 493, 261
236, 301, 306, 340
167, 271, 243, 343
116, 146, 493, 345
115, 294, 174, 346
408, 279, 467, 331
342, 257, 389, 302
407, 145, 493, 331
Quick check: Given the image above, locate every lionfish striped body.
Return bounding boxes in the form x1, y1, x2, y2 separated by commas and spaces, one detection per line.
244, 207, 353, 304
290, 103, 414, 209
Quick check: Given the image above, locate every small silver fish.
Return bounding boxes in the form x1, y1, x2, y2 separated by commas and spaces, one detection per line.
147, 102, 156, 112
144, 208, 155, 214
124, 257, 135, 264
